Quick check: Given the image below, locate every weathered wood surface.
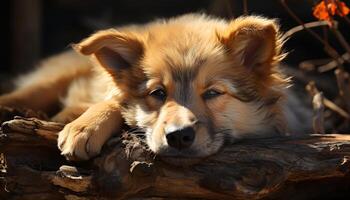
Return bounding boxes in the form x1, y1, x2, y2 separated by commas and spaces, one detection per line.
1, 115, 350, 199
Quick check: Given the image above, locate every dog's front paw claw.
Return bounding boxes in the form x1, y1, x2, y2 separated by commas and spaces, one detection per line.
58, 123, 102, 161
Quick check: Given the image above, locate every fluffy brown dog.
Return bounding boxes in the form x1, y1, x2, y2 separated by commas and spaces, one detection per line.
0, 14, 310, 164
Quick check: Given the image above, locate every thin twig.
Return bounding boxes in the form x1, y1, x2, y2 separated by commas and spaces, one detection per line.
318, 53, 350, 72
283, 20, 331, 39
342, 15, 350, 26
306, 81, 350, 120
323, 98, 350, 119
281, 0, 329, 44
335, 0, 350, 26
313, 92, 325, 134
226, 0, 234, 18
281, 0, 344, 69
322, 24, 329, 47
331, 28, 350, 56
306, 82, 325, 134
299, 58, 331, 71
335, 69, 350, 113
243, 0, 248, 15
323, 0, 350, 57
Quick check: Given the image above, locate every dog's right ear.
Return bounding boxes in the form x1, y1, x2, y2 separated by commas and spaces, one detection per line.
74, 29, 144, 70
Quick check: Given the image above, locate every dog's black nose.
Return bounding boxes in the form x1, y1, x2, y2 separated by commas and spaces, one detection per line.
166, 126, 195, 150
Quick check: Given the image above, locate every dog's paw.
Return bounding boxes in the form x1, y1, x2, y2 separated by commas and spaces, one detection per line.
58, 123, 105, 160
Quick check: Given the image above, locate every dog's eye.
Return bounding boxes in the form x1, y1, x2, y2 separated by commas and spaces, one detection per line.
202, 89, 223, 100
149, 88, 167, 101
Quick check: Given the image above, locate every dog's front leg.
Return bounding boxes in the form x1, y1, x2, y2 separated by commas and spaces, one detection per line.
58, 100, 122, 160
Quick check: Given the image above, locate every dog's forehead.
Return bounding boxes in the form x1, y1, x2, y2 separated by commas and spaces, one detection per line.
142, 36, 229, 83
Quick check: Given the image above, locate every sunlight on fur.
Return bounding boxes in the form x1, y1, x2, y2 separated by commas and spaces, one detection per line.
0, 14, 311, 164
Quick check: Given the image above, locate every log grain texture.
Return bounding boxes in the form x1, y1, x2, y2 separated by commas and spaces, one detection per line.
0, 107, 350, 199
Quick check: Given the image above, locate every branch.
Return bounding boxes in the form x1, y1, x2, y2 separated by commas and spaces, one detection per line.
283, 20, 330, 39
318, 52, 350, 72
281, 0, 346, 69
312, 92, 325, 134
1, 116, 350, 199
335, 69, 350, 113
306, 81, 350, 120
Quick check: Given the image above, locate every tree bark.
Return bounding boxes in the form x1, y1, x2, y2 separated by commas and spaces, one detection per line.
1, 113, 350, 199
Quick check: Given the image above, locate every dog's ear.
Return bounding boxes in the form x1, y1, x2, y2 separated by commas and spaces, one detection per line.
218, 16, 283, 74
74, 29, 144, 70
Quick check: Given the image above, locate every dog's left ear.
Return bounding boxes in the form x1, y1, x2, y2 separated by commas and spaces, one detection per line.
218, 16, 282, 73
73, 29, 144, 70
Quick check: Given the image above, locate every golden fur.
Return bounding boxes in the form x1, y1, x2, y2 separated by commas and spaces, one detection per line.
0, 14, 299, 163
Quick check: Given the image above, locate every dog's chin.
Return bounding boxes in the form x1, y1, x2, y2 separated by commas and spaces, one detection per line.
159, 156, 204, 166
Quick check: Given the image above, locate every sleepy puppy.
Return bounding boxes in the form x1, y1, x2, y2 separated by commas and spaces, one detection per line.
0, 14, 310, 164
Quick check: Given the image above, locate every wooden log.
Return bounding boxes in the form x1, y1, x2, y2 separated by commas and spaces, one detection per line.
1, 116, 350, 199
0, 105, 48, 124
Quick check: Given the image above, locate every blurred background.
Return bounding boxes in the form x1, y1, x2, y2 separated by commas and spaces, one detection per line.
1, 0, 350, 132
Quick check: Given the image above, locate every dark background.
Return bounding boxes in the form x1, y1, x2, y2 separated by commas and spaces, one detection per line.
1, 0, 349, 93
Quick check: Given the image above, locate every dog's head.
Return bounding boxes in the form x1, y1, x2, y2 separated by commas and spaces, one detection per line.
75, 14, 288, 164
